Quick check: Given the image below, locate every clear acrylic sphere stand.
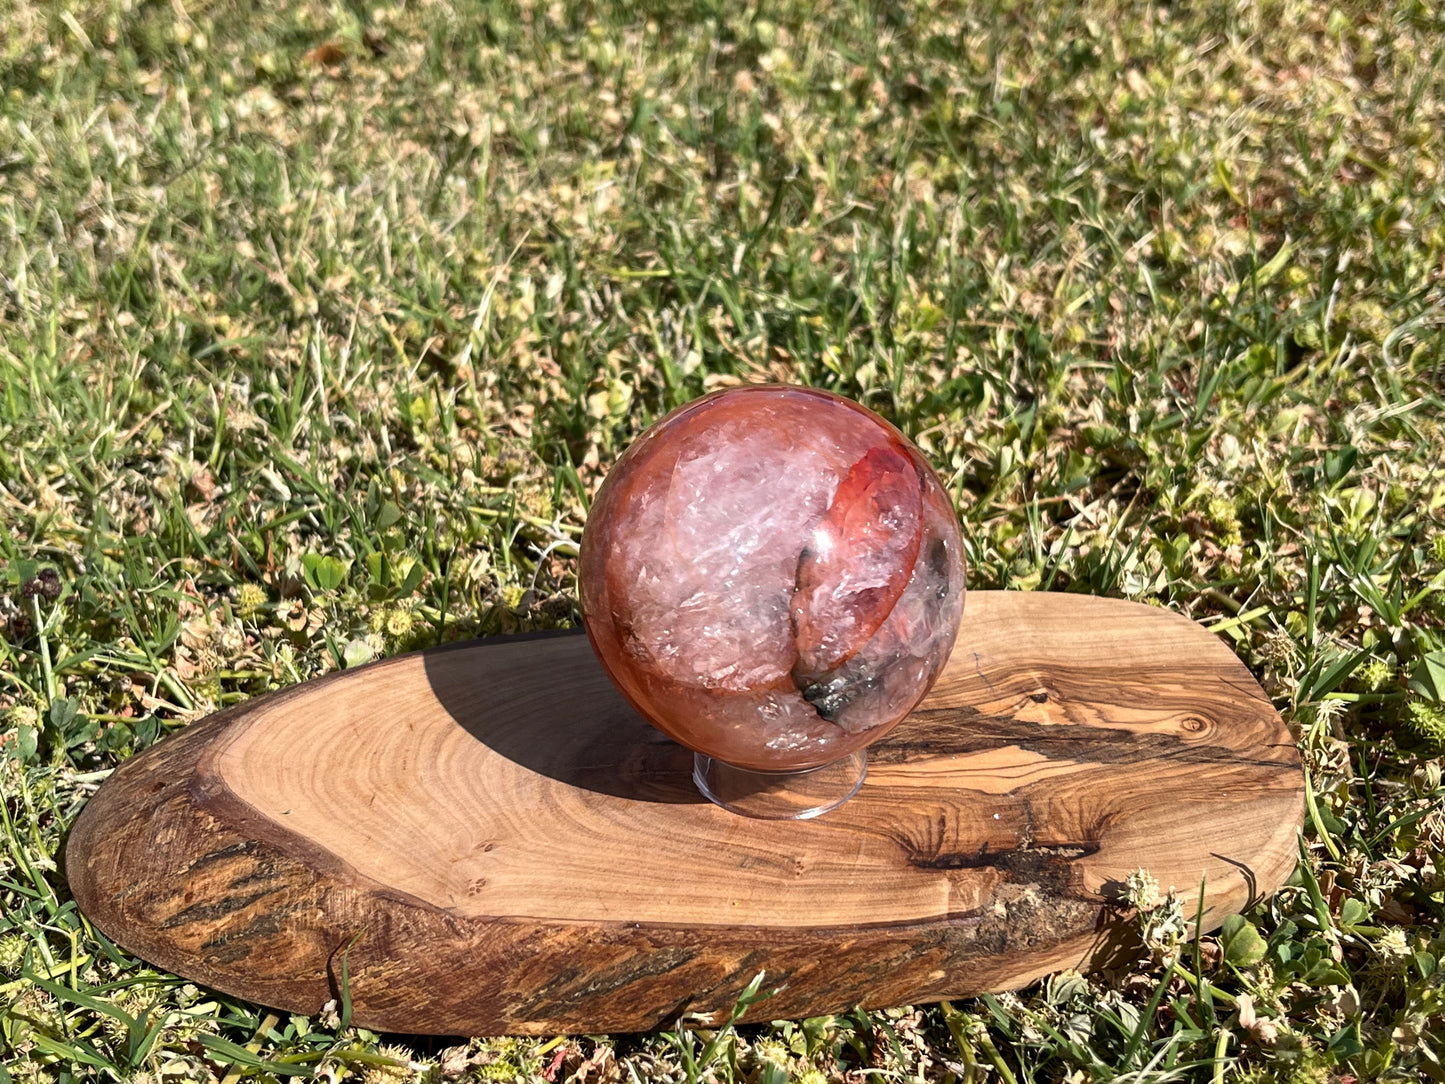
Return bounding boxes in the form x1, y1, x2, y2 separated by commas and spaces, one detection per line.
691, 749, 868, 820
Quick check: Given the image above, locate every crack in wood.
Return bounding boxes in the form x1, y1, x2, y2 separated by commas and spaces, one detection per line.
908, 841, 1099, 872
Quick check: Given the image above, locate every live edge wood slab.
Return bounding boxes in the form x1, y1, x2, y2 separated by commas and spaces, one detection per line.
67, 592, 1304, 1036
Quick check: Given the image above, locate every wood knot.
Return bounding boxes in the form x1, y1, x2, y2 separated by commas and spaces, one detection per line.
1178, 714, 1212, 737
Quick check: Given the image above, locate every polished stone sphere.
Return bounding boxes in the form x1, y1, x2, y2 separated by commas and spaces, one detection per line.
579, 385, 966, 772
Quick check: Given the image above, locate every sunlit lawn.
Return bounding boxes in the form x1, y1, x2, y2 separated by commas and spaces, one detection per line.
2, 0, 1444, 1079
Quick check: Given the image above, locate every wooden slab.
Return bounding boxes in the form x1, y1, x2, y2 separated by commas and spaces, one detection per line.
66, 592, 1303, 1035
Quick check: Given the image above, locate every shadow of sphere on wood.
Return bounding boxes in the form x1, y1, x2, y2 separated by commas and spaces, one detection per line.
421, 628, 708, 805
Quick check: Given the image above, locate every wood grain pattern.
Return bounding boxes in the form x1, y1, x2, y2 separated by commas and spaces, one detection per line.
66, 592, 1303, 1035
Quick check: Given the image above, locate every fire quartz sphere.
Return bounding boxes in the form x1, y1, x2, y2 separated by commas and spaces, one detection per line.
579, 385, 966, 772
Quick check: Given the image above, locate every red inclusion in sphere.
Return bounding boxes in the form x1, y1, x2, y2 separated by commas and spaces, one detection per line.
579, 385, 966, 771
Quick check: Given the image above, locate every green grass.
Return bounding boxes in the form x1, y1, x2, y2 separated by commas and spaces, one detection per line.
3, 0, 1445, 1078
